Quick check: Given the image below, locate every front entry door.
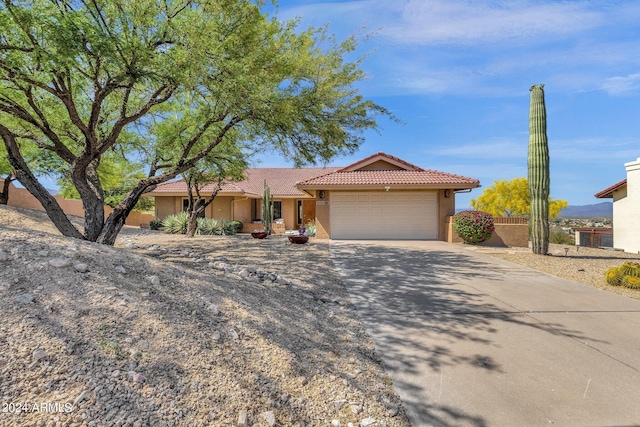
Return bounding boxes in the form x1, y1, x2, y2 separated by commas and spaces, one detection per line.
301, 200, 316, 225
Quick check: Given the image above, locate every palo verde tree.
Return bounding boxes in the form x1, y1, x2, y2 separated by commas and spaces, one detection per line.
183, 140, 247, 238
528, 84, 550, 255
0, 0, 389, 245
471, 177, 567, 219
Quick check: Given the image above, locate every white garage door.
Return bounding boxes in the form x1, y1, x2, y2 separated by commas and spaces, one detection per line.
330, 191, 438, 239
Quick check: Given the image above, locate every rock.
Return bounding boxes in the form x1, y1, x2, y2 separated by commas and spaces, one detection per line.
332, 420, 342, 427
237, 269, 249, 278
148, 275, 160, 286
237, 410, 248, 426
334, 400, 347, 411
14, 293, 34, 304
114, 265, 126, 274
261, 411, 276, 427
37, 250, 49, 257
229, 330, 239, 340
32, 349, 48, 362
73, 390, 90, 406
246, 276, 259, 282
386, 403, 399, 417
128, 371, 146, 383
73, 263, 89, 273
350, 404, 362, 414
49, 257, 72, 268
207, 304, 219, 315
212, 331, 221, 341
360, 418, 376, 426
0, 250, 8, 261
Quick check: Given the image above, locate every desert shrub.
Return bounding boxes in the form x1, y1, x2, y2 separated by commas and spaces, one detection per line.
622, 275, 640, 290
620, 262, 640, 278
549, 231, 574, 245
231, 221, 243, 233
196, 218, 236, 235
453, 210, 495, 245
162, 212, 188, 234
605, 267, 623, 286
304, 220, 316, 237
149, 219, 163, 230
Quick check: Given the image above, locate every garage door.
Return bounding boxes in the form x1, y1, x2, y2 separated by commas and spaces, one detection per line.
330, 191, 438, 239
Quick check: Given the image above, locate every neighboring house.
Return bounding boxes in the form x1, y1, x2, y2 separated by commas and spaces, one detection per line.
146, 152, 480, 240
595, 157, 640, 253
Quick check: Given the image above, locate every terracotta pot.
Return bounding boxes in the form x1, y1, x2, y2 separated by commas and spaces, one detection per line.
251, 231, 268, 239
288, 235, 309, 244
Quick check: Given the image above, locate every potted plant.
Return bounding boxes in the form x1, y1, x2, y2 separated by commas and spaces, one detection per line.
288, 226, 309, 244
251, 230, 269, 239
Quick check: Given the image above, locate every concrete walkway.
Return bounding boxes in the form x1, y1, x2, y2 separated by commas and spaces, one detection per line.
331, 240, 640, 427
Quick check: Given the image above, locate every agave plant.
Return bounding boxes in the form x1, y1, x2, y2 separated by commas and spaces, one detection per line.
162, 212, 188, 234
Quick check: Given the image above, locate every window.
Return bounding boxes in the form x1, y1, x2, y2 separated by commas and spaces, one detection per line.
182, 199, 206, 218
297, 200, 303, 224
273, 201, 282, 220
253, 199, 282, 221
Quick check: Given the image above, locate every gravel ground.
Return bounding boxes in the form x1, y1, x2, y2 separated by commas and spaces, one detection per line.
2, 204, 638, 427
0, 205, 410, 427
461, 243, 640, 301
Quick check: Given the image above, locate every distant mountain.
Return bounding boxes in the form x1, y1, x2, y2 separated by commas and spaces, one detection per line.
558, 202, 612, 218
456, 202, 613, 218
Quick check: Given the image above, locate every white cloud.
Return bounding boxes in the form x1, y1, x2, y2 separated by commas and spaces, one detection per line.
382, 0, 602, 45
602, 74, 640, 96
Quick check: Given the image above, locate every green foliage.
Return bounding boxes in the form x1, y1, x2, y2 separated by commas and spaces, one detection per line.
304, 220, 317, 237
453, 211, 495, 245
231, 221, 243, 233
605, 267, 623, 286
162, 213, 237, 235
196, 218, 236, 236
622, 275, 640, 290
0, 0, 391, 244
549, 231, 574, 245
471, 177, 568, 219
149, 219, 163, 230
162, 212, 188, 235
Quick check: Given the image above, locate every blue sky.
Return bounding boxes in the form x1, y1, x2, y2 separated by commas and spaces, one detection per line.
258, 0, 640, 208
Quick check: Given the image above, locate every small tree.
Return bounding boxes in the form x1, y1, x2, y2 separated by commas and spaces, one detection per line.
0, 0, 390, 245
183, 145, 246, 238
471, 177, 567, 219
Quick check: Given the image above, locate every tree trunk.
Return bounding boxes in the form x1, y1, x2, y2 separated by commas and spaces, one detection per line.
0, 175, 14, 205
0, 125, 85, 239
97, 182, 157, 245
186, 211, 199, 237
72, 158, 105, 241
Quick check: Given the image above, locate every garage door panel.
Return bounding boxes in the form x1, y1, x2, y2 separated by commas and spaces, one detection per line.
331, 191, 438, 240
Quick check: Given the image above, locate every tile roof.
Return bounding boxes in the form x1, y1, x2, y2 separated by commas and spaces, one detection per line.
337, 152, 424, 172
149, 167, 341, 197
594, 179, 627, 198
297, 169, 479, 187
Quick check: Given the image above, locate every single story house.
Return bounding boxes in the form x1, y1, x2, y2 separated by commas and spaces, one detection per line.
146, 152, 480, 240
595, 156, 640, 253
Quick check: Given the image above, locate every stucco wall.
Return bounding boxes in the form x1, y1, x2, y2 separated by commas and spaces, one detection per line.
615, 158, 640, 253
209, 196, 232, 220
315, 190, 331, 239
155, 196, 177, 221
282, 199, 296, 230
445, 216, 529, 248
2, 179, 154, 227
358, 160, 403, 171
438, 190, 456, 241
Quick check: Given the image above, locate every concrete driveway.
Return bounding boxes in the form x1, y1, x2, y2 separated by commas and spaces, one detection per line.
330, 240, 640, 427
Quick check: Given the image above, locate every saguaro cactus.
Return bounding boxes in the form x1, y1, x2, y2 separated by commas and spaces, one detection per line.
528, 84, 550, 255
262, 180, 274, 235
